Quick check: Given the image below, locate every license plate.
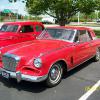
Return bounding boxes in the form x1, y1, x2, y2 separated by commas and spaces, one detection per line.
2, 71, 10, 79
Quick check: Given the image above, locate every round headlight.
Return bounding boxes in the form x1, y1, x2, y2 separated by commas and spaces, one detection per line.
34, 58, 42, 68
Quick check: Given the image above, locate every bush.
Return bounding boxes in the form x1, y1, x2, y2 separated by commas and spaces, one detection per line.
0, 16, 4, 22
94, 30, 100, 35
94, 30, 100, 38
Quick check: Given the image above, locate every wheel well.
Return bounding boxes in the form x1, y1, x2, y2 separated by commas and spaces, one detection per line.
55, 60, 68, 75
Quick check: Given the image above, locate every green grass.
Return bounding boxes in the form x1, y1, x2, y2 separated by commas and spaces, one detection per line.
94, 30, 100, 38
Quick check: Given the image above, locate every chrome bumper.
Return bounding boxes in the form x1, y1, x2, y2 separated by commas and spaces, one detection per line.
0, 68, 48, 82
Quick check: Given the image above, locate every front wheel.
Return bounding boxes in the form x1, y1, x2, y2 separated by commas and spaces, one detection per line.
46, 63, 63, 87
93, 48, 100, 61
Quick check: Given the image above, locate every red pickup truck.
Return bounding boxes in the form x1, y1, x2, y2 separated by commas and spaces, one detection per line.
0, 21, 44, 47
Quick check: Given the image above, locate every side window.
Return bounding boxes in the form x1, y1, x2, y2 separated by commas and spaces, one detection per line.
47, 29, 56, 37
20, 25, 34, 33
74, 31, 79, 42
36, 25, 43, 32
86, 31, 93, 41
0, 25, 8, 32
79, 30, 87, 42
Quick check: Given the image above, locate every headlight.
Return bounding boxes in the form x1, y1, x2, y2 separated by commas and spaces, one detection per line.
34, 58, 42, 68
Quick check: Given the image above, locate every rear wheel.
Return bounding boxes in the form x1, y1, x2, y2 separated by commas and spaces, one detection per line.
46, 63, 63, 87
93, 48, 100, 61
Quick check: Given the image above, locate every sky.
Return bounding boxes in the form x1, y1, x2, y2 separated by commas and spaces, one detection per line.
0, 0, 27, 15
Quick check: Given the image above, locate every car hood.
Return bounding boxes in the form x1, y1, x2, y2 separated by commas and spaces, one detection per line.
2, 40, 72, 64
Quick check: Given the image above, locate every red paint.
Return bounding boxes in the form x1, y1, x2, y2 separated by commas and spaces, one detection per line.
0, 21, 44, 47
0, 26, 100, 78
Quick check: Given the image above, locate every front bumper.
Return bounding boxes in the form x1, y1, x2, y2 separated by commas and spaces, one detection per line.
0, 68, 48, 82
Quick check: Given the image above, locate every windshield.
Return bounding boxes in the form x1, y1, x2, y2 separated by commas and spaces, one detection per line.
37, 28, 75, 42
0, 24, 18, 32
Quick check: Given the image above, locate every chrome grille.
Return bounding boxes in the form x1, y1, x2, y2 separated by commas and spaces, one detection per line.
2, 53, 20, 72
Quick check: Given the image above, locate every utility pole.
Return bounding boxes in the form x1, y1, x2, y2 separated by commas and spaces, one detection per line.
78, 12, 80, 25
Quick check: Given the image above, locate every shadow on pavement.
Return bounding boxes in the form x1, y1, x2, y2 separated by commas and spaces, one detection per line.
63, 58, 95, 79
0, 59, 96, 93
0, 76, 47, 93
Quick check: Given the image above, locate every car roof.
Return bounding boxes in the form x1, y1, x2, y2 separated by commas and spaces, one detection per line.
46, 26, 92, 31
3, 21, 43, 26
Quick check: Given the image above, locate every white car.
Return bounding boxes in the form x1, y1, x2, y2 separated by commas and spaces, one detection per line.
42, 17, 55, 24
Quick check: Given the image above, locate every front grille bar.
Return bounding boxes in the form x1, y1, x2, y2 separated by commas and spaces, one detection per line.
2, 53, 20, 72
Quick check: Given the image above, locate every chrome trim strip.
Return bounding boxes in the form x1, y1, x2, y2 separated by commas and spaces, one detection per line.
0, 68, 48, 82
3, 53, 20, 61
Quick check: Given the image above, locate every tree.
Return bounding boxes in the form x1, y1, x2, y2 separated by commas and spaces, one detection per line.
26, 0, 80, 26
8, 0, 17, 2
9, 0, 99, 26
79, 0, 96, 15
78, 0, 96, 23
8, 0, 25, 3
95, 0, 100, 10
26, 0, 98, 26
98, 12, 100, 18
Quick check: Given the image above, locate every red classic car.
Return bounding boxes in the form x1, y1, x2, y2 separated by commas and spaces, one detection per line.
0, 26, 100, 87
0, 21, 44, 47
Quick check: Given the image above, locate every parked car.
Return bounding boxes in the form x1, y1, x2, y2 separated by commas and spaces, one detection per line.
97, 19, 100, 23
0, 21, 44, 47
0, 26, 100, 87
41, 16, 56, 24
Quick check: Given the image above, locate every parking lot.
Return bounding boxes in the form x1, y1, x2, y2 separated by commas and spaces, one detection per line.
0, 0, 100, 99
0, 22, 100, 100
0, 59, 100, 100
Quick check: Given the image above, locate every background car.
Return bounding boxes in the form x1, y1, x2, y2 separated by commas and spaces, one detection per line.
0, 21, 44, 47
97, 19, 100, 23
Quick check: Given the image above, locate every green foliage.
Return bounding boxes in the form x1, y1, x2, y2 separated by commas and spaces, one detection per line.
26, 0, 81, 25
25, 0, 99, 26
98, 12, 100, 18
9, 0, 100, 26
94, 30, 100, 36
94, 30, 100, 38
78, 0, 96, 15
95, 0, 100, 10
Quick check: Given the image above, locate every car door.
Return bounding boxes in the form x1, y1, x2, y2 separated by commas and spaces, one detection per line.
86, 30, 96, 57
17, 25, 36, 42
34, 25, 44, 36
1, 25, 20, 45
73, 30, 92, 66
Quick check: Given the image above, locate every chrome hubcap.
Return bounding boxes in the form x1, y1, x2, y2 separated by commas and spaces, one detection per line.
96, 49, 100, 60
49, 65, 62, 83
50, 68, 59, 80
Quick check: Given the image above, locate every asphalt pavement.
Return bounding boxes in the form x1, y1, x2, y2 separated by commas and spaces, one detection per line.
0, 59, 100, 100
